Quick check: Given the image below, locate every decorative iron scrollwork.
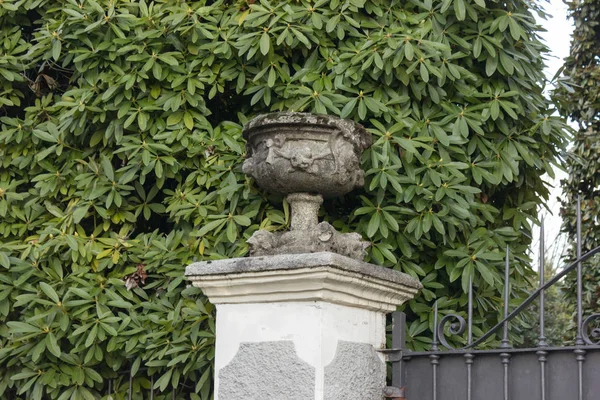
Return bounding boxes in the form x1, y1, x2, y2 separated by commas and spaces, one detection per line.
437, 313, 467, 350
582, 314, 600, 345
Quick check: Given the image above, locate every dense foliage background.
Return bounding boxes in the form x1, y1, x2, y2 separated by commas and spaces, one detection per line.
554, 0, 600, 318
0, 0, 569, 398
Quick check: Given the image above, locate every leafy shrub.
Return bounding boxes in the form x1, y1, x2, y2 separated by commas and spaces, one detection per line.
0, 0, 568, 398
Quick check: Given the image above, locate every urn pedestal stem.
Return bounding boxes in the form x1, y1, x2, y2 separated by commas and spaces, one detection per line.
287, 193, 323, 231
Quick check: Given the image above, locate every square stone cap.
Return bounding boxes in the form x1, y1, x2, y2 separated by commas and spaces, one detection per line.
185, 251, 422, 290
186, 252, 421, 312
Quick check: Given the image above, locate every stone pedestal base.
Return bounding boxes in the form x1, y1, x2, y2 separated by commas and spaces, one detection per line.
185, 252, 421, 400
215, 301, 385, 400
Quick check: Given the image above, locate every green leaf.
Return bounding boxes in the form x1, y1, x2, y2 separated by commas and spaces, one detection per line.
124, 112, 137, 129
358, 99, 367, 120
476, 261, 495, 286
260, 32, 270, 55
291, 28, 310, 48
326, 15, 340, 33
341, 97, 358, 118
226, 221, 236, 243
382, 211, 399, 232
101, 85, 119, 101
0, 252, 10, 269
508, 17, 522, 40
449, 264, 462, 282
405, 42, 414, 60
196, 219, 227, 237
420, 62, 429, 82
267, 67, 277, 87
138, 112, 148, 131
46, 332, 61, 357
7, 321, 40, 334
461, 262, 474, 293
395, 137, 417, 154
453, 185, 481, 194
85, 324, 98, 348
431, 125, 449, 146
40, 282, 60, 304
167, 112, 183, 125
11, 370, 38, 381
72, 205, 89, 223
367, 212, 381, 238
101, 156, 115, 181
33, 129, 58, 143
158, 54, 178, 66
233, 215, 251, 226
454, 0, 466, 20
432, 216, 445, 234
155, 368, 173, 391
485, 56, 498, 77
52, 39, 61, 61
184, 112, 194, 130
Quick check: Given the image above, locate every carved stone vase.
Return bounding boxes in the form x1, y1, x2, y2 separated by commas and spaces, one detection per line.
242, 112, 372, 260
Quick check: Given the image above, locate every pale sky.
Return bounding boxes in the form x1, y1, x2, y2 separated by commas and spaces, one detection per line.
531, 0, 574, 269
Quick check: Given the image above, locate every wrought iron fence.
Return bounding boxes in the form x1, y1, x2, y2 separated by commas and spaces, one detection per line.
382, 197, 600, 400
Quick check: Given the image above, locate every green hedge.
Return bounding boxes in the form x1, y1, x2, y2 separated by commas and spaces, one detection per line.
0, 0, 568, 398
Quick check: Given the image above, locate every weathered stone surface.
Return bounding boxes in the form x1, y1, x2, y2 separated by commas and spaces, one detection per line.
247, 193, 370, 259
218, 341, 315, 400
247, 222, 369, 259
288, 193, 322, 231
187, 254, 421, 312
242, 112, 371, 197
186, 251, 422, 290
324, 341, 386, 400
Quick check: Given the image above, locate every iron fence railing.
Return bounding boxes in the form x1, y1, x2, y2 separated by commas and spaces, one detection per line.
382, 196, 600, 400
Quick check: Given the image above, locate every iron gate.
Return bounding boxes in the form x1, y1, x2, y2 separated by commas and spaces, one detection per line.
382, 198, 600, 400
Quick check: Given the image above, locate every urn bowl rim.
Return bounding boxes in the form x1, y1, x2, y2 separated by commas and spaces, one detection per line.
242, 112, 371, 150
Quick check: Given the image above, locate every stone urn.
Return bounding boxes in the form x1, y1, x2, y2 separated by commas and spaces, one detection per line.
242, 112, 371, 197
242, 112, 372, 260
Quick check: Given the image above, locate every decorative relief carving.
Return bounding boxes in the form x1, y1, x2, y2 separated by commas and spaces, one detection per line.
247, 220, 370, 260
242, 113, 370, 198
